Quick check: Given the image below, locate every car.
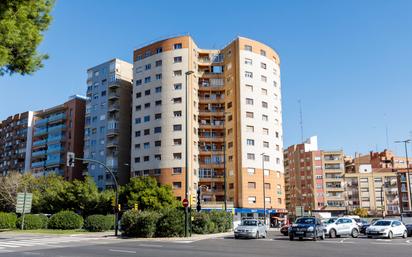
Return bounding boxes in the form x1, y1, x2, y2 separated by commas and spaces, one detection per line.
323, 217, 360, 238
405, 224, 412, 237
366, 219, 408, 239
280, 224, 290, 236
234, 219, 267, 239
288, 217, 325, 241
360, 218, 380, 234
353, 218, 368, 228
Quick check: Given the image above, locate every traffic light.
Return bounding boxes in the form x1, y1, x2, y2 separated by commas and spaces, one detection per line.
66, 152, 75, 167
196, 187, 201, 212
134, 203, 138, 210
190, 195, 196, 206
117, 204, 121, 212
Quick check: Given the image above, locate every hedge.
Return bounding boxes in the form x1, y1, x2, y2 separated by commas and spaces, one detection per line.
16, 214, 48, 230
192, 212, 215, 234
209, 210, 232, 233
84, 215, 113, 232
120, 210, 160, 237
0, 212, 17, 229
155, 208, 184, 237
48, 211, 83, 230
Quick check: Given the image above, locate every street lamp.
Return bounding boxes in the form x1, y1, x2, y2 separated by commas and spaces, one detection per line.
395, 139, 411, 212
261, 153, 267, 225
184, 70, 194, 237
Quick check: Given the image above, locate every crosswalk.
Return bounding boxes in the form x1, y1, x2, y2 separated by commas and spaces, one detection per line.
0, 236, 102, 253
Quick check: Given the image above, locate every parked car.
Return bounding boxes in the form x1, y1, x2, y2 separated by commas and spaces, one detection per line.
289, 217, 325, 241
360, 218, 380, 234
280, 224, 290, 236
404, 224, 412, 237
366, 219, 408, 239
353, 218, 368, 228
323, 217, 360, 238
234, 219, 267, 239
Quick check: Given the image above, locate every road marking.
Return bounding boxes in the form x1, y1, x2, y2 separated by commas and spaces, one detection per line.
376, 239, 392, 242
173, 240, 194, 243
138, 244, 163, 248
109, 249, 137, 254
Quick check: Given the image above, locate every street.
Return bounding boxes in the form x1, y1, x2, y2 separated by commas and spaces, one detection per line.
1, 232, 411, 257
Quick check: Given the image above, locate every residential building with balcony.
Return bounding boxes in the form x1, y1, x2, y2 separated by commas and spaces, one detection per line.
0, 111, 35, 176
84, 58, 133, 190
284, 136, 346, 216
31, 95, 86, 180
131, 35, 285, 215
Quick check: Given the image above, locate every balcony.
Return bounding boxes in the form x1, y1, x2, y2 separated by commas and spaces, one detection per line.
48, 124, 66, 132
199, 96, 225, 104
199, 149, 224, 155
198, 110, 225, 116
34, 128, 48, 137
108, 91, 120, 100
45, 158, 62, 166
199, 122, 224, 130
106, 139, 118, 148
35, 118, 48, 126
199, 163, 224, 169
32, 161, 45, 168
47, 135, 63, 143
33, 139, 47, 147
48, 113, 66, 123
47, 145, 63, 153
108, 104, 120, 112
32, 150, 47, 157
106, 158, 118, 169
198, 136, 224, 143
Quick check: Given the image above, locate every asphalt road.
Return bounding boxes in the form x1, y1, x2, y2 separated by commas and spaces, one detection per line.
1, 232, 412, 257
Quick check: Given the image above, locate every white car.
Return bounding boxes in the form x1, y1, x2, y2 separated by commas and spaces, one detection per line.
234, 219, 267, 239
323, 217, 359, 238
366, 219, 408, 239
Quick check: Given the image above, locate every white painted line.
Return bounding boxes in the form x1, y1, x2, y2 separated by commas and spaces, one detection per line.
109, 249, 137, 254
0, 244, 20, 248
138, 244, 163, 248
173, 240, 194, 243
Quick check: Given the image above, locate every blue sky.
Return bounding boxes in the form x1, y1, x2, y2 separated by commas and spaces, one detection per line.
1, 0, 411, 156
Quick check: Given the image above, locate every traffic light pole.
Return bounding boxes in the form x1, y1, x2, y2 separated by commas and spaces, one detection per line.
73, 157, 119, 237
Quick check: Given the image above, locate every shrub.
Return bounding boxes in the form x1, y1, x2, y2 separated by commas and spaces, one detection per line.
120, 210, 160, 237
0, 212, 17, 229
48, 211, 83, 230
105, 214, 115, 230
84, 215, 113, 232
16, 214, 48, 230
192, 212, 215, 234
156, 208, 184, 237
209, 210, 232, 233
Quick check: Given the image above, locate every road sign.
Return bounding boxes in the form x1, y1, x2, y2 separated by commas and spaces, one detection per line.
16, 192, 33, 214
182, 198, 189, 208
67, 152, 75, 167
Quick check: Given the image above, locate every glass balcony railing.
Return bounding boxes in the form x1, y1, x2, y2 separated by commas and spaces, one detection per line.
48, 113, 66, 122
48, 124, 66, 131
32, 150, 47, 157
35, 118, 48, 126
33, 139, 47, 147
47, 145, 62, 153
46, 158, 61, 166
47, 135, 63, 142
34, 128, 48, 136
32, 161, 45, 168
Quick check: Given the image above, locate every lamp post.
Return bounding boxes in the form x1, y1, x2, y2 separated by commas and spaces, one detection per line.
261, 153, 267, 225
395, 139, 411, 212
184, 70, 194, 237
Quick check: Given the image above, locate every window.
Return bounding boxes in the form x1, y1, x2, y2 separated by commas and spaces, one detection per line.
100, 114, 106, 121
144, 50, 151, 58
174, 43, 182, 49
263, 141, 269, 148
262, 114, 268, 121
134, 157, 140, 163
247, 153, 255, 160
145, 64, 151, 70
144, 102, 150, 108
228, 142, 233, 148
262, 128, 269, 135
135, 131, 141, 137
260, 49, 266, 56
245, 58, 252, 65
156, 47, 163, 53
173, 124, 182, 131
275, 132, 279, 138
155, 113, 162, 120
261, 62, 267, 69
173, 97, 182, 104
263, 155, 270, 162
247, 168, 255, 175
155, 74, 162, 80
246, 98, 254, 105
136, 92, 142, 98
246, 139, 255, 146
155, 86, 162, 93
154, 154, 161, 160
173, 70, 182, 76
244, 45, 252, 51
144, 77, 151, 83
248, 196, 256, 204
261, 88, 267, 95
143, 115, 150, 122
174, 83, 182, 90
246, 84, 253, 91
246, 112, 254, 118
246, 125, 254, 132
135, 118, 141, 124
155, 100, 162, 106
143, 142, 150, 149
155, 60, 162, 67
155, 140, 161, 147
245, 71, 253, 78
227, 102, 232, 109
174, 138, 182, 145
101, 90, 106, 96
144, 129, 150, 135
174, 111, 182, 117
154, 127, 162, 133
135, 79, 142, 86
173, 167, 182, 174
173, 182, 182, 189
174, 56, 182, 63
145, 89, 150, 96
173, 153, 182, 160
248, 182, 256, 189
261, 75, 267, 82
144, 156, 150, 162
265, 197, 271, 203
262, 101, 268, 108
278, 198, 282, 204
273, 81, 278, 87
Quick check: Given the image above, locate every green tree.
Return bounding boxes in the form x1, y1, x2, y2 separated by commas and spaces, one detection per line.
119, 177, 180, 211
0, 0, 55, 75
353, 208, 369, 218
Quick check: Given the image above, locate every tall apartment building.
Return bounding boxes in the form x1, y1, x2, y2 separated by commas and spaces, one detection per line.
284, 136, 346, 216
31, 95, 86, 180
0, 111, 35, 176
85, 59, 133, 190
131, 35, 285, 213
344, 150, 412, 215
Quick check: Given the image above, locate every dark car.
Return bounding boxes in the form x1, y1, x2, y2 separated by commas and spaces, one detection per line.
406, 224, 412, 237
289, 217, 325, 241
360, 218, 380, 234
280, 224, 290, 236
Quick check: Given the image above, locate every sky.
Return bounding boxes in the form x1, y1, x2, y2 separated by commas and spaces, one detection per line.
0, 0, 411, 156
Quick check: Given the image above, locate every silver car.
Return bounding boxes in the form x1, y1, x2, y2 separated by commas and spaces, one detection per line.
234, 219, 267, 239
323, 217, 360, 238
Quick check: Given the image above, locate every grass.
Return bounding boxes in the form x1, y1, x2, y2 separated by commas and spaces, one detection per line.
0, 229, 109, 235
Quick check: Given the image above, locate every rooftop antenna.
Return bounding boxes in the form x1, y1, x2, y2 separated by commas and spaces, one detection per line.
384, 113, 389, 150
298, 99, 304, 143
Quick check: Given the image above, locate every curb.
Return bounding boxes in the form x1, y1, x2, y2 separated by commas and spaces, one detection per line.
118, 232, 233, 242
